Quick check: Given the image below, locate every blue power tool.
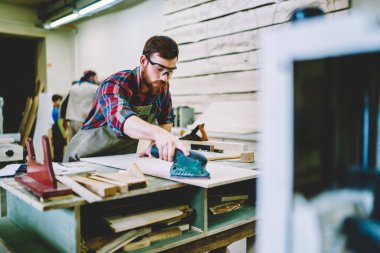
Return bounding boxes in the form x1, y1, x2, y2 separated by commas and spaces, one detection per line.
150, 145, 210, 179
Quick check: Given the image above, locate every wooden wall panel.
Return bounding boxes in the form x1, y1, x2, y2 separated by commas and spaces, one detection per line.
179, 30, 260, 62
166, 8, 259, 44
170, 70, 258, 95
164, 0, 275, 30
164, 0, 351, 135
175, 51, 259, 78
164, 0, 212, 14
172, 93, 258, 114
166, 0, 349, 44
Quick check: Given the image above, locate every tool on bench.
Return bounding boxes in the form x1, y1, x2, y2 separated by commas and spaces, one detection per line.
15, 136, 72, 199
207, 151, 254, 163
150, 145, 210, 179
179, 124, 208, 141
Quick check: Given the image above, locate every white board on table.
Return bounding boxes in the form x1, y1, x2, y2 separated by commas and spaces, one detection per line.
81, 154, 259, 188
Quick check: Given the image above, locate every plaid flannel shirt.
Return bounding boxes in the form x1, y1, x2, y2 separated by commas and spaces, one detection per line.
82, 67, 175, 137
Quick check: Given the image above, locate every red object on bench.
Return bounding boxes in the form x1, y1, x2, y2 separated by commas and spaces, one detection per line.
15, 136, 72, 198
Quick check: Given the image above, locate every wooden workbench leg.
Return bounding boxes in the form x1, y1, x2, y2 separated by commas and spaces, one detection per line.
0, 187, 6, 217
246, 236, 255, 253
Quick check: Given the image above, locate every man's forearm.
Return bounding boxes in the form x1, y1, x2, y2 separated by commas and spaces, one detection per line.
122, 115, 162, 140
159, 123, 173, 133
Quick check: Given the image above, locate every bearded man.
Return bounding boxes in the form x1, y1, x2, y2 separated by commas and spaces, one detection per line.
64, 36, 188, 162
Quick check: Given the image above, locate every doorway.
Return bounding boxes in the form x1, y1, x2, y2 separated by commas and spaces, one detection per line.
0, 35, 40, 133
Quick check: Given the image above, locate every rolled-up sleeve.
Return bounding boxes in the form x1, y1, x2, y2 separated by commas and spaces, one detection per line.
98, 81, 136, 137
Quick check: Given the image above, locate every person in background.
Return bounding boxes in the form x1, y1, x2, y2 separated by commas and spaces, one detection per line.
63, 35, 188, 162
51, 94, 66, 162
62, 70, 99, 140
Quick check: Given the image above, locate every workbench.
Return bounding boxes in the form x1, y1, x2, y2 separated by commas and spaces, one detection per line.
0, 160, 257, 253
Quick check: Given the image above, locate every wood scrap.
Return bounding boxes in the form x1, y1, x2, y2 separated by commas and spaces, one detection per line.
87, 227, 151, 253
71, 176, 118, 197
176, 223, 190, 232
122, 237, 151, 251
104, 206, 187, 233
128, 162, 146, 179
56, 175, 102, 203
148, 227, 182, 243
157, 206, 193, 226
209, 194, 249, 202
40, 193, 74, 203
118, 162, 147, 189
209, 201, 242, 215
88, 175, 129, 193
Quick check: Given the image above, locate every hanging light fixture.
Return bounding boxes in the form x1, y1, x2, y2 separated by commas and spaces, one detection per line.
43, 0, 119, 29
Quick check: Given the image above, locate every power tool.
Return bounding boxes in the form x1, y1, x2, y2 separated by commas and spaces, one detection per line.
150, 145, 210, 179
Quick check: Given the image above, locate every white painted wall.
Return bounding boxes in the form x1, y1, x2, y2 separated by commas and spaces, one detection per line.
46, 30, 76, 96
74, 0, 164, 81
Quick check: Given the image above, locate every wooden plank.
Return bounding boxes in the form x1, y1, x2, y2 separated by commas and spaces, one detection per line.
164, 0, 212, 14
56, 175, 103, 203
166, 0, 349, 44
105, 208, 184, 233
165, 0, 275, 30
98, 228, 151, 253
148, 227, 182, 243
71, 176, 118, 197
171, 70, 258, 96
88, 175, 129, 193
175, 51, 259, 78
179, 30, 261, 61
81, 155, 260, 188
172, 93, 258, 114
92, 172, 146, 187
122, 237, 151, 251
18, 97, 32, 136
21, 95, 39, 147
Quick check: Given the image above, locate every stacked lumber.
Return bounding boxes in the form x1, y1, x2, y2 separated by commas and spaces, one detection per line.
122, 224, 190, 252
57, 163, 147, 202
86, 227, 151, 253
91, 205, 193, 252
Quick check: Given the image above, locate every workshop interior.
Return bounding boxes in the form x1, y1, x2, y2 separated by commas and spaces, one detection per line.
0, 0, 379, 253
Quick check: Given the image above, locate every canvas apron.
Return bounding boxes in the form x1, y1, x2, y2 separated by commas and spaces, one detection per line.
63, 103, 156, 162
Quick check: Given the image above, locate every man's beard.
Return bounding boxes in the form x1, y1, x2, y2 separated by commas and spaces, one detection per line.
141, 68, 167, 96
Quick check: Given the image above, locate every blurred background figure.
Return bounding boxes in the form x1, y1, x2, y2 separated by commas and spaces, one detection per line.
60, 70, 99, 141
51, 94, 66, 162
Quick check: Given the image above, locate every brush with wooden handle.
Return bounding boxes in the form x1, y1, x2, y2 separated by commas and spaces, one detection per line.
207, 151, 254, 163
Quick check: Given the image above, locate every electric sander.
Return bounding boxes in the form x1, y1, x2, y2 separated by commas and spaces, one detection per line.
150, 145, 210, 179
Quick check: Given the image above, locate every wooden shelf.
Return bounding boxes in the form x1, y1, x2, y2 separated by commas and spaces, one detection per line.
208, 205, 256, 232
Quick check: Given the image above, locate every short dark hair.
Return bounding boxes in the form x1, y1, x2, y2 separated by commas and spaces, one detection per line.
80, 70, 97, 83
52, 94, 62, 102
143, 35, 179, 60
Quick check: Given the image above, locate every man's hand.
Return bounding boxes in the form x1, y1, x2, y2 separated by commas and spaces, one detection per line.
123, 115, 189, 162
153, 128, 189, 161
